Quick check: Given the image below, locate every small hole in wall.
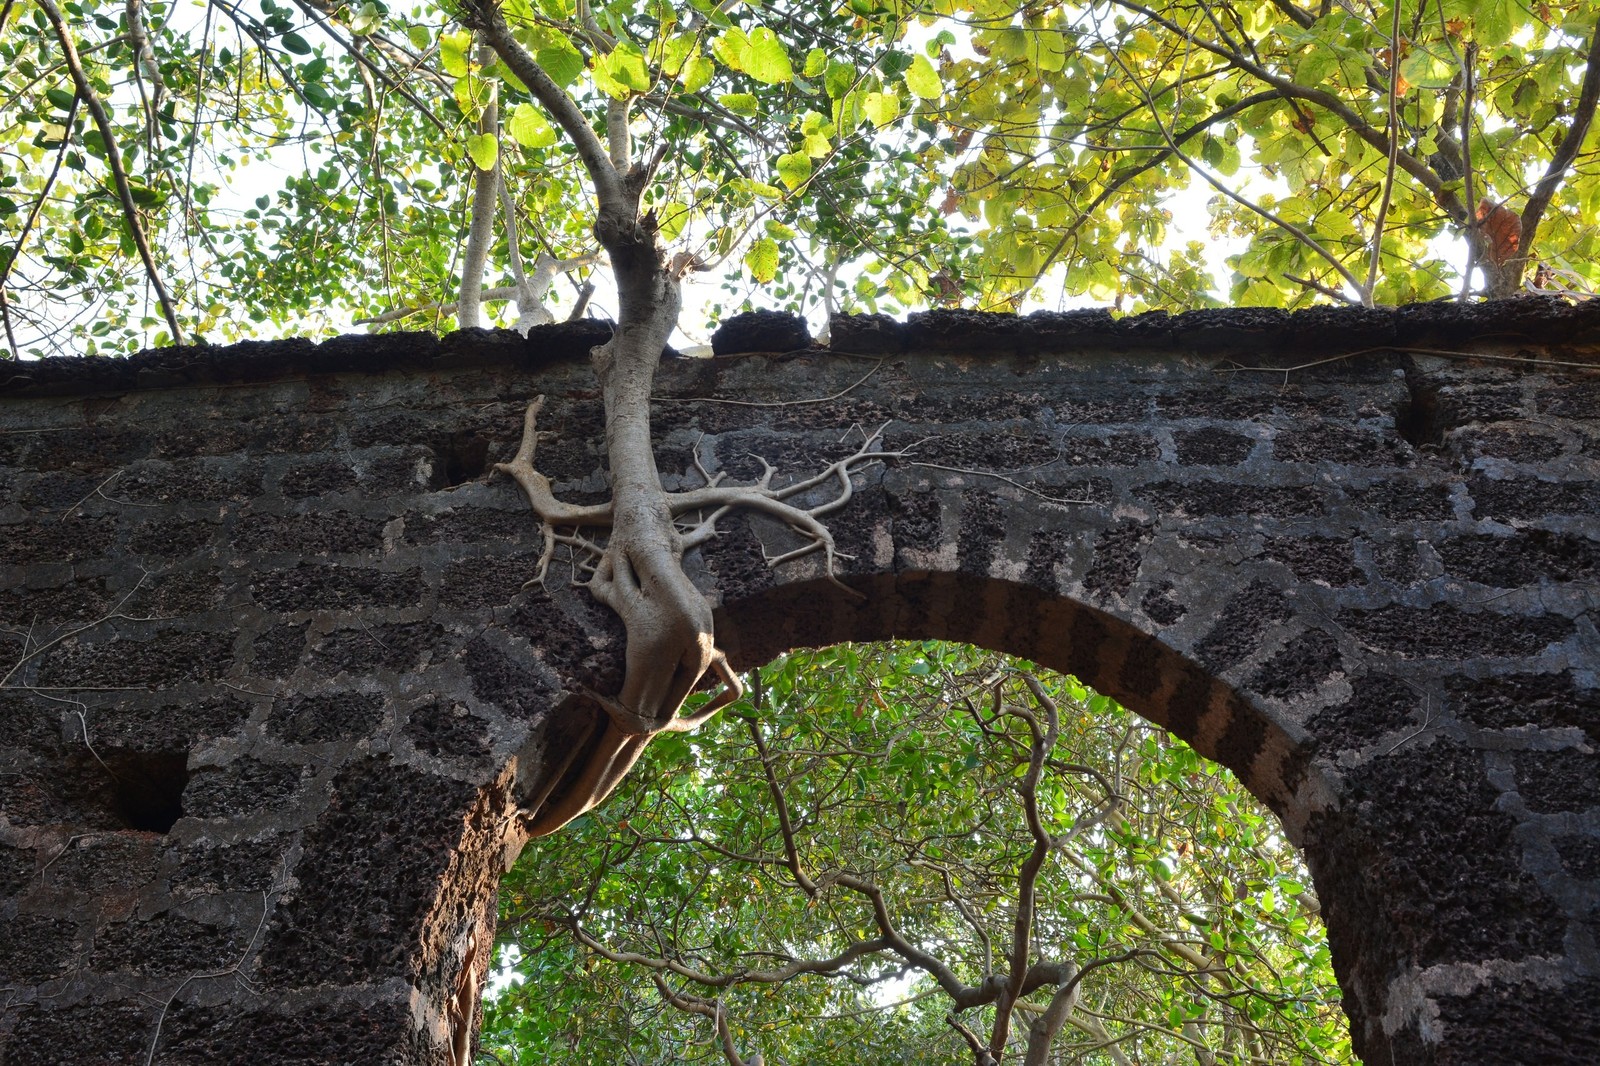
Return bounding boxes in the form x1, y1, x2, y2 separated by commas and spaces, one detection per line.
1395, 372, 1443, 449
104, 751, 190, 834
433, 432, 491, 489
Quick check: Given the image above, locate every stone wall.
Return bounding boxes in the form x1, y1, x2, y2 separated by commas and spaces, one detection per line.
1, 299, 1597, 1064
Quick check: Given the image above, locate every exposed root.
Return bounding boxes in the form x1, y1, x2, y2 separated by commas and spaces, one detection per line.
499, 399, 899, 596
498, 398, 899, 835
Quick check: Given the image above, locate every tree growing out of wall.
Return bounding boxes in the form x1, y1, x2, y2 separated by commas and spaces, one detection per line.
3, 0, 1594, 1057
487, 644, 1350, 1065
2, 0, 1599, 870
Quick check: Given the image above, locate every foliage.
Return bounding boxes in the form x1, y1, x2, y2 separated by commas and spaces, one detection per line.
3, 0, 1598, 359
921, 0, 1600, 309
485, 643, 1349, 1066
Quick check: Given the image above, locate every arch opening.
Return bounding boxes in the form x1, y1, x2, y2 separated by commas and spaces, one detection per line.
482, 637, 1348, 1064
715, 572, 1322, 831
479, 565, 1348, 1065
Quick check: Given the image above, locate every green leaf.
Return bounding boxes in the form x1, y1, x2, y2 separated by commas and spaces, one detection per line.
712, 27, 750, 72
658, 34, 697, 79
440, 30, 471, 77
744, 236, 779, 282
508, 103, 557, 149
682, 54, 714, 94
775, 151, 812, 190
863, 90, 900, 126
537, 45, 584, 87
904, 54, 940, 99
407, 25, 431, 50
595, 41, 651, 98
466, 132, 499, 171
745, 27, 793, 85
824, 60, 855, 100
735, 178, 782, 200
45, 87, 75, 112
281, 31, 311, 55
303, 82, 336, 110
348, 1, 380, 34
656, 200, 691, 242
804, 47, 828, 78
719, 93, 759, 117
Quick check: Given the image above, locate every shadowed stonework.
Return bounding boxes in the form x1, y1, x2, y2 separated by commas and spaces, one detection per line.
1, 298, 1597, 1064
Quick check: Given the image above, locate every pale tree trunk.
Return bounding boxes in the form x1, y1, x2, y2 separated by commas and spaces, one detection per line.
468, 0, 743, 834
457, 39, 498, 329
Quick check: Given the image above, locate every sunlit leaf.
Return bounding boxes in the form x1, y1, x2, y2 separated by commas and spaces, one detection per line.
775, 151, 811, 190
507, 103, 557, 149
903, 54, 940, 99
744, 238, 778, 281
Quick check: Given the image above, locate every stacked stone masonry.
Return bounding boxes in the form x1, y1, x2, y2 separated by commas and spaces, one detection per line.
0, 298, 1597, 1064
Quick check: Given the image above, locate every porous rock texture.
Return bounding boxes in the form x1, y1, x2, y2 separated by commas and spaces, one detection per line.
1, 298, 1598, 1064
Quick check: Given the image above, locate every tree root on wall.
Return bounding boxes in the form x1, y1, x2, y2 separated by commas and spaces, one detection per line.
497, 395, 899, 836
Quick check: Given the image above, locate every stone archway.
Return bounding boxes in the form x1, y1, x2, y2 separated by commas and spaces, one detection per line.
1, 301, 1596, 1064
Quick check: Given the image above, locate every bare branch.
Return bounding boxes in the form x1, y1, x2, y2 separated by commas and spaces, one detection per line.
465, 0, 622, 204
651, 980, 764, 1066
988, 675, 1059, 1058
37, 0, 183, 343
742, 714, 820, 897
1517, 24, 1600, 268
458, 40, 500, 329
1362, 0, 1403, 306
1108, 0, 1466, 222
947, 1013, 998, 1066
607, 96, 632, 172
125, 0, 165, 127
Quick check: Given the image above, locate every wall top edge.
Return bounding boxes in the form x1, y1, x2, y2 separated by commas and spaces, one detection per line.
3, 295, 1596, 400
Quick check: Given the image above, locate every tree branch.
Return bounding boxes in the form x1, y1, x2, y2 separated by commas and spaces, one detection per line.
37, 0, 183, 343
289, 0, 449, 132
1113, 49, 1370, 299
0, 95, 77, 295
607, 96, 632, 172
1108, 0, 1465, 221
458, 39, 499, 329
989, 676, 1059, 1059
1517, 22, 1600, 266
464, 0, 622, 204
651, 980, 764, 1066
1362, 0, 1403, 305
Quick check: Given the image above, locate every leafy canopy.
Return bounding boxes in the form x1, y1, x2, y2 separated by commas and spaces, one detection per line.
2, 0, 1597, 358
488, 643, 1349, 1066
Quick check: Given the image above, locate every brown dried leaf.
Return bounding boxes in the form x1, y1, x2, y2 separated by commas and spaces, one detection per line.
1476, 199, 1521, 266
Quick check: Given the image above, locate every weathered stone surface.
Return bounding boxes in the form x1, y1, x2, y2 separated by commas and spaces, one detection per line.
2, 303, 1597, 1065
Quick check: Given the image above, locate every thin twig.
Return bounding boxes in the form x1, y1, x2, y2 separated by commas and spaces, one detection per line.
59, 469, 123, 521
908, 463, 1096, 507
36, 0, 183, 343
1218, 345, 1600, 376
1363, 0, 1403, 305
143, 892, 273, 1065
654, 360, 882, 406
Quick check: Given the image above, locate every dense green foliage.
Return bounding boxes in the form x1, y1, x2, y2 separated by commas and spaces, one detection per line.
486, 644, 1349, 1065
2, 0, 1596, 358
